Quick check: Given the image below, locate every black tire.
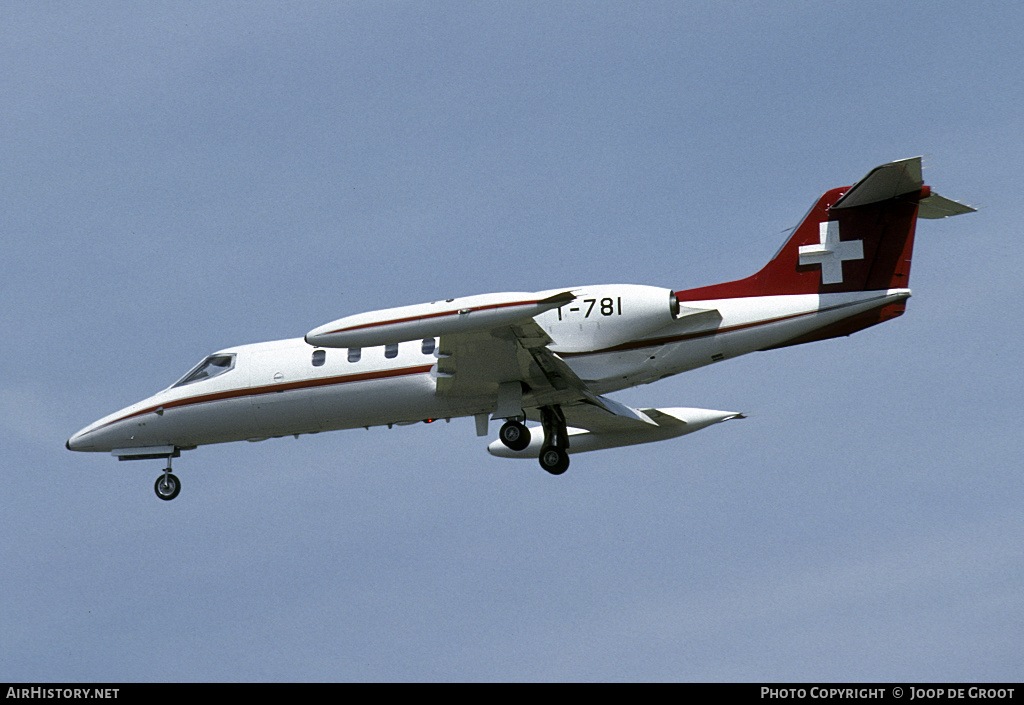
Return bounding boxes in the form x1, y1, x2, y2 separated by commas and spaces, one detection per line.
499, 421, 531, 452
155, 473, 181, 501
538, 445, 569, 475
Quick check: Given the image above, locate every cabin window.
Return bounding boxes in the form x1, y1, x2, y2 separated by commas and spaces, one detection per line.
384, 343, 399, 359
421, 338, 435, 355
173, 354, 236, 388
348, 348, 361, 363
311, 349, 326, 367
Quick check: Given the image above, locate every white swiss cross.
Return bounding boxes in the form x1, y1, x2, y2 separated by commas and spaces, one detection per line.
798, 220, 864, 285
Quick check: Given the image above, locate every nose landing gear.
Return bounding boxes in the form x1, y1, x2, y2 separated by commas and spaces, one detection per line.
109, 446, 183, 501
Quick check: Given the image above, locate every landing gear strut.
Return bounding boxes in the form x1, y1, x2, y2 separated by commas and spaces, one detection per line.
538, 405, 570, 475
154, 456, 181, 501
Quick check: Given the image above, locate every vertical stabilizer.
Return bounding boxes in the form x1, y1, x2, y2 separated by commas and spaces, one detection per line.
676, 157, 972, 301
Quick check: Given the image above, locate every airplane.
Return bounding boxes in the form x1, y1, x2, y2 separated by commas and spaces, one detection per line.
66, 157, 973, 500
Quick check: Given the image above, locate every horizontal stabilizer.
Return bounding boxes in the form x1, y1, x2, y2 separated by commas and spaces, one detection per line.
831, 157, 924, 210
917, 192, 976, 219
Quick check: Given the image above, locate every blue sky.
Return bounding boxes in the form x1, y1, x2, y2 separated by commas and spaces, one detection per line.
2, 1, 1021, 682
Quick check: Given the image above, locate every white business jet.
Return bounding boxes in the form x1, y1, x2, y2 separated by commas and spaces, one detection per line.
67, 157, 973, 500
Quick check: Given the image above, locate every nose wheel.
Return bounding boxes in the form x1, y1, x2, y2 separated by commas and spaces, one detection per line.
155, 472, 181, 501
154, 454, 181, 501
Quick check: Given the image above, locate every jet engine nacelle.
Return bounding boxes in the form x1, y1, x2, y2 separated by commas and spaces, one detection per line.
540, 284, 684, 354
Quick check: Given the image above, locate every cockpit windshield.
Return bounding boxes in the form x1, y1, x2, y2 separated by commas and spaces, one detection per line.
172, 354, 236, 388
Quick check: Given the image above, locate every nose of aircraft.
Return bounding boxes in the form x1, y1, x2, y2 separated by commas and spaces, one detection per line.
66, 417, 119, 452
66, 427, 93, 452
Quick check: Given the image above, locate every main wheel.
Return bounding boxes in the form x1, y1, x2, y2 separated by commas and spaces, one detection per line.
538, 445, 569, 475
499, 420, 531, 452
155, 473, 181, 501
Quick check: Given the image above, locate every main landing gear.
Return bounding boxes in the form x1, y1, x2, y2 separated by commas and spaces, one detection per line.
498, 406, 570, 476
538, 405, 570, 475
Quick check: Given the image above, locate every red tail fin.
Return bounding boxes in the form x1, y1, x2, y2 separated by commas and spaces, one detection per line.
676, 157, 970, 300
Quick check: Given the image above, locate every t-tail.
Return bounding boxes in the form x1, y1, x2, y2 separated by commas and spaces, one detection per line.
675, 156, 974, 346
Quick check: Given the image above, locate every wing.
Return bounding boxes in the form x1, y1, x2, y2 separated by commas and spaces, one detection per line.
436, 308, 670, 429
488, 405, 745, 458
435, 316, 592, 414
